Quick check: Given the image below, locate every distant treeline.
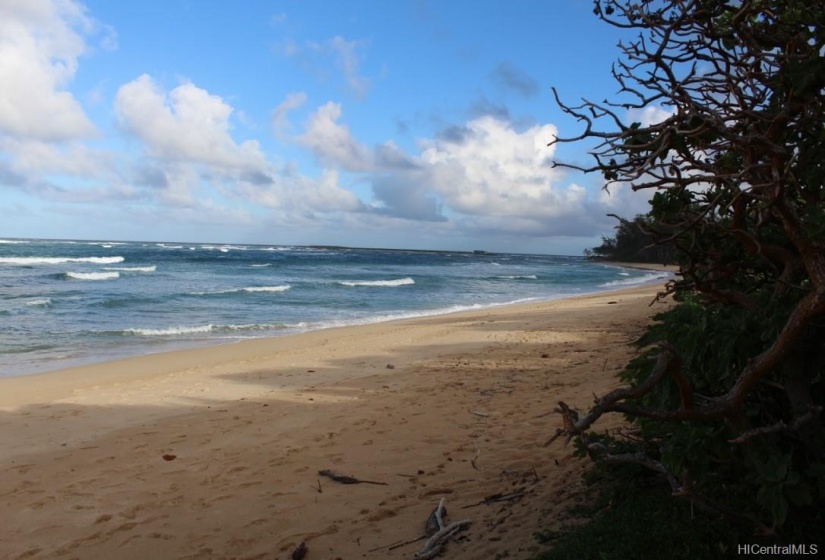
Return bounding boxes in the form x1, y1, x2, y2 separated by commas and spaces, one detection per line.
585, 214, 674, 264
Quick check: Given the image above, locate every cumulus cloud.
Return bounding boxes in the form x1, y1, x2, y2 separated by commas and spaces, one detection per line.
113, 77, 366, 216
233, 167, 364, 215
420, 116, 563, 218
0, 0, 122, 200
115, 74, 267, 171
297, 101, 372, 171
293, 103, 652, 239
0, 0, 97, 142
298, 101, 418, 172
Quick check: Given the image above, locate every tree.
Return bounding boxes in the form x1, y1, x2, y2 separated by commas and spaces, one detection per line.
548, 0, 825, 535
588, 213, 675, 263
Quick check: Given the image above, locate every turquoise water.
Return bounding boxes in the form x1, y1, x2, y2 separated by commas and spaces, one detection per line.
0, 238, 670, 377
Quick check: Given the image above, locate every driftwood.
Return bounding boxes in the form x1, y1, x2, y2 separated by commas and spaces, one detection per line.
413, 498, 471, 560
317, 469, 388, 486
462, 489, 527, 509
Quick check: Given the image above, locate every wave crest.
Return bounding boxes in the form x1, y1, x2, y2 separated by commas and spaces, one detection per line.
0, 256, 125, 265
599, 271, 670, 287
66, 271, 120, 281
337, 277, 415, 287
103, 266, 156, 272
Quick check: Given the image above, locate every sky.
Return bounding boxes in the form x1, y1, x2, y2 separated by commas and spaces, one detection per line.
0, 0, 661, 254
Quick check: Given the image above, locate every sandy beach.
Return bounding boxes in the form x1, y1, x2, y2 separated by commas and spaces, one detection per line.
1, 283, 671, 560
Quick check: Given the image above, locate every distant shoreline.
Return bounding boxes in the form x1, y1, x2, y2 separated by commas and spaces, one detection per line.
596, 260, 679, 273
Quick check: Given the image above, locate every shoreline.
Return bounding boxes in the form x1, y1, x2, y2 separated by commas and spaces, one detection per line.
594, 259, 679, 273
1, 283, 671, 559
2, 265, 673, 381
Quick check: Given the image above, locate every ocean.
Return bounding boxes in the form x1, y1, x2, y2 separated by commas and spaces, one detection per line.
0, 238, 671, 378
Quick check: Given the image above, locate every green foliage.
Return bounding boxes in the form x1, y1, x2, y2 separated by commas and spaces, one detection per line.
618, 297, 825, 531
555, 0, 825, 544
588, 214, 675, 264
535, 481, 742, 560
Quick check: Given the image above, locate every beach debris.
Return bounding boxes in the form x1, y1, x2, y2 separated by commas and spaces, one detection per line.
425, 502, 446, 535
317, 469, 388, 486
290, 541, 308, 560
161, 454, 177, 461
413, 498, 471, 559
386, 363, 395, 369
462, 489, 527, 509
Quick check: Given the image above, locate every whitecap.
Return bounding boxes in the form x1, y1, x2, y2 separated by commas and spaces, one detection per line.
242, 285, 291, 293
189, 284, 291, 295
337, 277, 415, 287
26, 298, 52, 306
103, 266, 156, 272
66, 271, 120, 281
0, 256, 125, 265
599, 271, 670, 287
126, 324, 213, 336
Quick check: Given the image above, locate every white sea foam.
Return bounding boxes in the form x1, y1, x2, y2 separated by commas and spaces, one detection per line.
498, 274, 538, 280
103, 266, 156, 272
190, 285, 291, 295
126, 324, 214, 336
201, 245, 247, 252
337, 277, 415, 287
242, 285, 291, 293
0, 256, 125, 265
156, 244, 183, 249
250, 263, 272, 267
599, 271, 670, 287
0, 239, 27, 244
26, 298, 52, 306
286, 299, 545, 332
66, 271, 120, 280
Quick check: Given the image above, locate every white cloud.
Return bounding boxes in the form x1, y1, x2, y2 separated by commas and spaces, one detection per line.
419, 116, 569, 218
278, 35, 370, 98
328, 36, 370, 98
0, 0, 97, 142
0, 137, 113, 177
115, 74, 267, 171
298, 101, 420, 173
232, 167, 364, 218
298, 101, 374, 171
271, 91, 307, 137
627, 105, 673, 127
295, 106, 651, 239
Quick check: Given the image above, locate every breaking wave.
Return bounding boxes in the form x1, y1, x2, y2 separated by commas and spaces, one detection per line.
337, 278, 415, 287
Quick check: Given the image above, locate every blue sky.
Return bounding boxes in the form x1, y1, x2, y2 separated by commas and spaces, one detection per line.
0, 0, 659, 254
